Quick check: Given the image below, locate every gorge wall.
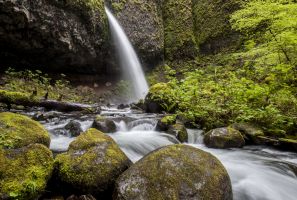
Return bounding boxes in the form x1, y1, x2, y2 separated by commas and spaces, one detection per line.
0, 0, 243, 75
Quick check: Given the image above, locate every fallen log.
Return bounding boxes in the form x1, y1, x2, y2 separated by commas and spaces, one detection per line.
0, 90, 94, 112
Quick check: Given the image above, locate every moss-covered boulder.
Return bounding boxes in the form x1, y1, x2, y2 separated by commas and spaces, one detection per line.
167, 122, 188, 143
55, 128, 131, 196
109, 0, 164, 67
0, 112, 50, 149
0, 144, 54, 200
156, 115, 176, 131
144, 83, 177, 113
162, 0, 197, 60
0, 0, 108, 73
91, 115, 117, 133
204, 127, 245, 148
230, 123, 265, 144
192, 0, 242, 54
113, 144, 232, 200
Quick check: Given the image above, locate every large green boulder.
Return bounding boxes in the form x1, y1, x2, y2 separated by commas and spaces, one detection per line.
0, 112, 50, 149
204, 127, 245, 148
109, 0, 164, 67
55, 128, 131, 196
0, 144, 54, 200
113, 144, 232, 200
192, 0, 242, 54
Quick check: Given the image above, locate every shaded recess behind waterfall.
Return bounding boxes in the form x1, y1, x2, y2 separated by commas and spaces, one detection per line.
105, 6, 149, 101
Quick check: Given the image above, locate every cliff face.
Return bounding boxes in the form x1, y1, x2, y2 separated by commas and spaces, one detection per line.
0, 0, 108, 73
0, 0, 243, 74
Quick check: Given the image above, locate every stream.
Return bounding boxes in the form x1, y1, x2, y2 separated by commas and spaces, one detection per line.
23, 106, 297, 200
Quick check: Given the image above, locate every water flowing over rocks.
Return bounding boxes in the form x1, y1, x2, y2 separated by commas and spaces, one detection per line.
113, 144, 233, 200
109, 0, 164, 68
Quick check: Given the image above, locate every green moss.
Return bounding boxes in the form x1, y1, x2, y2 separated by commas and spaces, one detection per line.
0, 90, 37, 106
114, 144, 232, 199
279, 138, 297, 144
67, 0, 105, 12
55, 128, 130, 194
192, 0, 242, 53
160, 115, 176, 125
162, 0, 197, 60
146, 83, 177, 112
0, 144, 54, 200
204, 127, 245, 148
0, 112, 50, 149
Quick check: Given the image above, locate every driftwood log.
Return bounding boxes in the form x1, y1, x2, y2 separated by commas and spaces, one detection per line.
0, 90, 94, 112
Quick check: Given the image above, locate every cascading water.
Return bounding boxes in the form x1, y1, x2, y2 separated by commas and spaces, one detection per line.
40, 106, 296, 200
105, 7, 149, 101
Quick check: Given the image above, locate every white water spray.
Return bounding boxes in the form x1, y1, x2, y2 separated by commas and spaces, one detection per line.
105, 7, 149, 101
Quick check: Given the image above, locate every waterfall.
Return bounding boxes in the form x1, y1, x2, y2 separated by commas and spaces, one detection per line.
105, 7, 149, 101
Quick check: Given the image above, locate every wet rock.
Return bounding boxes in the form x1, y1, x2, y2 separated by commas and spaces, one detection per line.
167, 123, 188, 143
0, 0, 109, 73
0, 112, 50, 149
0, 144, 54, 199
204, 127, 245, 148
92, 115, 117, 133
113, 144, 232, 200
156, 115, 176, 131
55, 128, 131, 197
33, 111, 61, 121
117, 104, 129, 109
230, 123, 265, 144
65, 120, 83, 137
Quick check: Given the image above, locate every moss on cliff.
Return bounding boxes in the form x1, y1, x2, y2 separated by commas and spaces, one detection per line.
192, 0, 242, 54
0, 112, 50, 149
162, 0, 197, 60
0, 144, 54, 200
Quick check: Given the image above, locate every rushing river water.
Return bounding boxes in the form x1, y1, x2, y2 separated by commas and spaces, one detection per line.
34, 106, 297, 200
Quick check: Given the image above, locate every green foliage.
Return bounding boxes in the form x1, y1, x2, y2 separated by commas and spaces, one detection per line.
0, 68, 97, 104
230, 0, 297, 67
149, 0, 297, 139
